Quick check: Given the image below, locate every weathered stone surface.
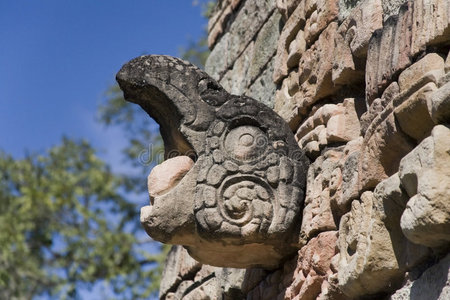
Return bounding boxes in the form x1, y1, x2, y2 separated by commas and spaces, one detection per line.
208, 0, 243, 48
302, 151, 343, 238
337, 192, 405, 298
338, 138, 363, 213
389, 254, 450, 300
365, 2, 413, 103
296, 103, 344, 141
205, 0, 277, 80
297, 22, 340, 111
333, 0, 383, 84
183, 277, 219, 300
246, 256, 297, 300
248, 11, 282, 82
338, 0, 363, 21
276, 0, 301, 20
159, 246, 201, 298
399, 125, 450, 248
273, 3, 306, 83
246, 58, 277, 108
394, 82, 437, 142
117, 55, 309, 268
274, 78, 302, 130
220, 42, 253, 95
382, 0, 408, 20
373, 173, 431, 269
285, 231, 341, 300
286, 29, 306, 69
359, 110, 415, 190
411, 0, 450, 56
360, 82, 399, 134
303, 0, 339, 46
398, 53, 445, 93
326, 98, 361, 143
429, 80, 450, 124
366, 0, 450, 103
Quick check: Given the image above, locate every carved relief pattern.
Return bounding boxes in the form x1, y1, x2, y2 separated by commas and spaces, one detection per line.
195, 96, 306, 240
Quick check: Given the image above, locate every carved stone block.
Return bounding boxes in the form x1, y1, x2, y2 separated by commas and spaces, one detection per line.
117, 55, 309, 269
399, 125, 450, 248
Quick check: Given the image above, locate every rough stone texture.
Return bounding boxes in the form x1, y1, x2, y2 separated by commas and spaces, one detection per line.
410, 0, 450, 56
399, 125, 450, 248
285, 231, 347, 300
245, 58, 277, 108
429, 78, 450, 124
365, 1, 414, 104
359, 110, 415, 190
245, 256, 298, 300
303, 0, 339, 46
390, 254, 450, 300
205, 0, 277, 80
337, 192, 406, 298
247, 11, 282, 83
127, 0, 450, 298
208, 0, 243, 48
301, 152, 342, 239
366, 0, 450, 103
273, 3, 307, 84
382, 0, 408, 20
333, 0, 383, 85
159, 246, 201, 298
117, 54, 309, 269
296, 22, 340, 112
220, 41, 254, 95
276, 0, 301, 21
394, 82, 437, 142
397, 53, 445, 93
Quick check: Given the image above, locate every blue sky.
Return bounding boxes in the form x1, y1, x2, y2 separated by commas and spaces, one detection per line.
1, 2, 209, 298
0, 0, 209, 167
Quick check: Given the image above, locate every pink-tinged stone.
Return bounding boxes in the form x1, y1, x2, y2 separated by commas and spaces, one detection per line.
360, 82, 400, 134
365, 2, 414, 104
276, 0, 302, 20
147, 156, 194, 201
398, 53, 445, 93
359, 111, 415, 190
411, 0, 450, 56
296, 22, 340, 112
285, 231, 339, 300
349, 0, 383, 58
394, 82, 437, 142
207, 0, 244, 48
337, 192, 406, 298
399, 125, 450, 248
333, 0, 383, 85
273, 3, 306, 84
326, 98, 361, 143
303, 0, 339, 46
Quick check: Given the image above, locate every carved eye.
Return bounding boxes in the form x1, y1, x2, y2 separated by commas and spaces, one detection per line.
223, 126, 268, 161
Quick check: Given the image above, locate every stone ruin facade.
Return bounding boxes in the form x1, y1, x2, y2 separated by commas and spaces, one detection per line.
117, 0, 450, 299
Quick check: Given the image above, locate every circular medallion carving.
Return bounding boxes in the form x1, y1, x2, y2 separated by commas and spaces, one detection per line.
223, 126, 268, 161
218, 176, 274, 228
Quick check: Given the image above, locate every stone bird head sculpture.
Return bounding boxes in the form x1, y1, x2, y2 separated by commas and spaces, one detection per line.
116, 55, 309, 268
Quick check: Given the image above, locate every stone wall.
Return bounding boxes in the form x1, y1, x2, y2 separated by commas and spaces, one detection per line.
158, 0, 450, 299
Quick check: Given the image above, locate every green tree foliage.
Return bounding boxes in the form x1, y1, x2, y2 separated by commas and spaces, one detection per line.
0, 2, 215, 298
98, 84, 164, 194
0, 138, 169, 299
